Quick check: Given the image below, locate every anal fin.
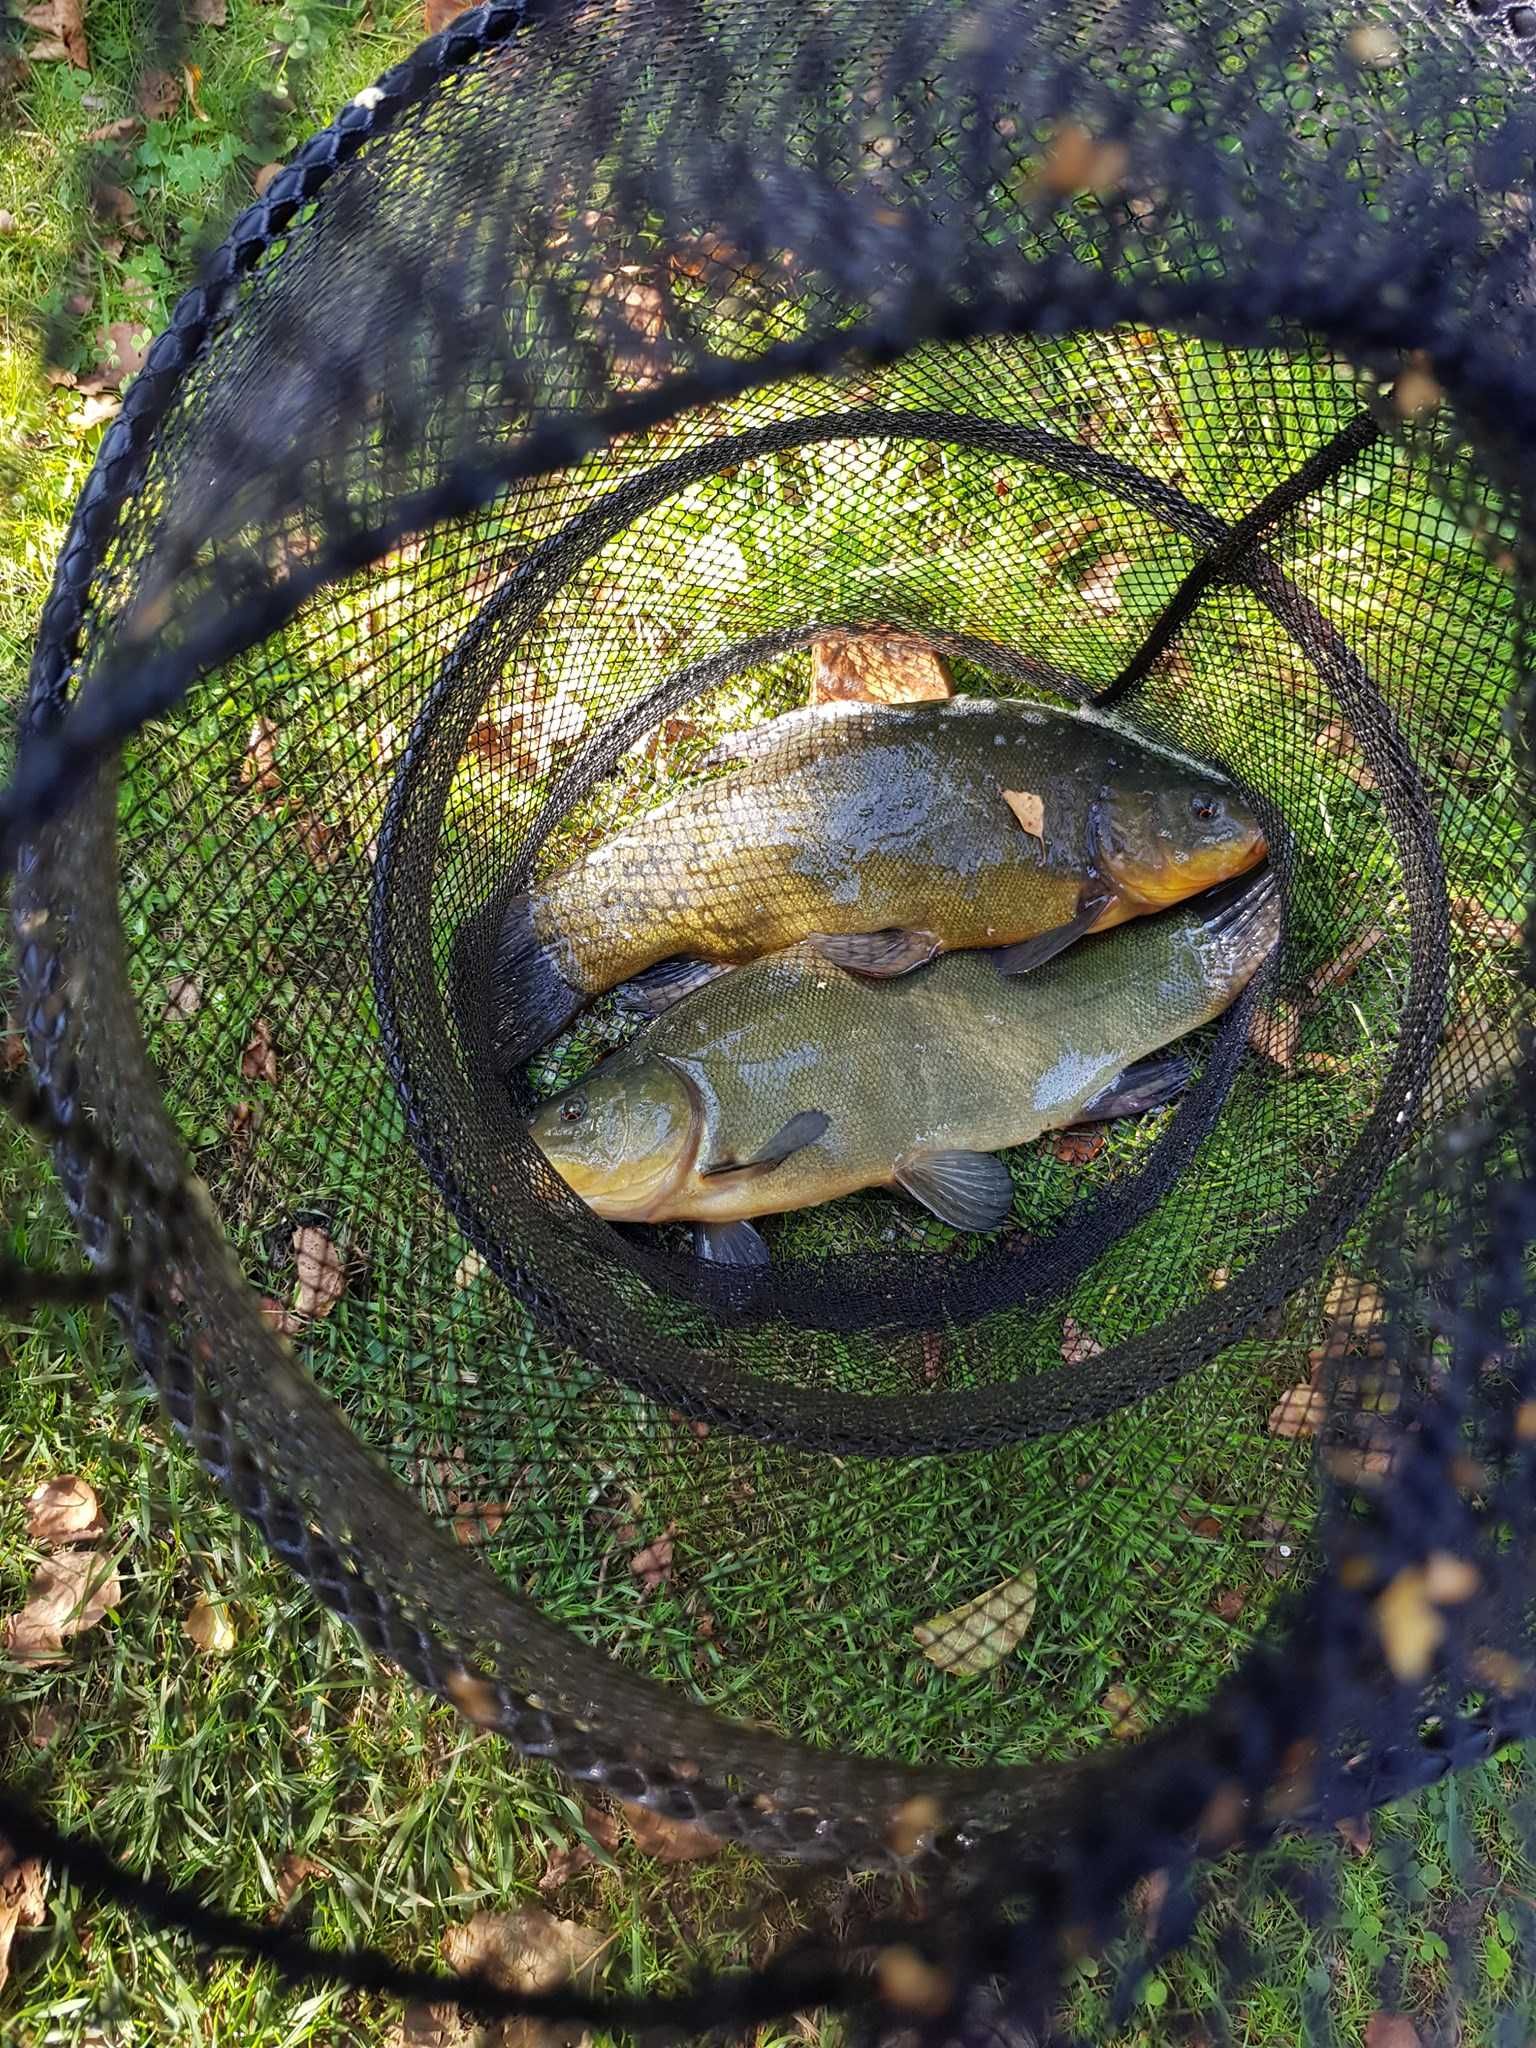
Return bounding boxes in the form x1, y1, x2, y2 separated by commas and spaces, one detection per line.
700, 1108, 830, 1180
894, 1148, 1014, 1231
993, 892, 1113, 976
694, 1220, 770, 1267
811, 928, 941, 977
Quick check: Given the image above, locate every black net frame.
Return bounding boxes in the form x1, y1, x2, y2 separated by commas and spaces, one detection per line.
5, 0, 1536, 2034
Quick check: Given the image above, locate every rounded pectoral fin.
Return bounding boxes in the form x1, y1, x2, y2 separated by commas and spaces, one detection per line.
699, 1109, 831, 1180
992, 889, 1115, 976
893, 1148, 1014, 1230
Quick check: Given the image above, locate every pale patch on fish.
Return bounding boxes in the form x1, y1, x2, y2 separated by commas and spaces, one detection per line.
1030, 1045, 1112, 1114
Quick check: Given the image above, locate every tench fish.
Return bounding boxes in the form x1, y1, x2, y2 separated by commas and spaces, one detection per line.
530, 867, 1280, 1265
497, 697, 1266, 1060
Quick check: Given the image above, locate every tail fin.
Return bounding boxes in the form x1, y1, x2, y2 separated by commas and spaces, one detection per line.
493, 893, 584, 1066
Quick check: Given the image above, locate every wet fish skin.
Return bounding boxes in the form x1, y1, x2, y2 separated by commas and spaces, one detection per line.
497, 696, 1265, 1060
530, 867, 1280, 1237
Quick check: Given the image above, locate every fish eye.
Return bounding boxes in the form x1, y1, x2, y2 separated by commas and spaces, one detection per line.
559, 1094, 588, 1123
1191, 794, 1221, 823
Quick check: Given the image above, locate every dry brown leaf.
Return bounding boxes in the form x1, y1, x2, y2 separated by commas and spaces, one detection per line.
1048, 1126, 1105, 1166
229, 1100, 260, 1153
99, 320, 150, 389
1307, 926, 1386, 997
451, 1501, 506, 1546
272, 1851, 327, 1915
93, 183, 138, 224
1314, 720, 1376, 790
808, 630, 954, 707
1209, 1588, 1246, 1624
21, 0, 87, 65
2, 1551, 122, 1664
467, 696, 587, 777
537, 1840, 593, 1893
1102, 1682, 1146, 1738
253, 161, 284, 198
1076, 552, 1131, 615
292, 1225, 345, 1319
423, 0, 462, 31
914, 1568, 1037, 1676
629, 1526, 675, 1592
1448, 893, 1522, 946
620, 1800, 724, 1863
25, 1475, 103, 1547
0, 1840, 49, 1996
184, 1593, 237, 1655
1323, 1273, 1387, 1330
240, 1016, 278, 1085
1334, 1813, 1372, 1856
581, 1804, 622, 1853
257, 1294, 301, 1337
1364, 2015, 1421, 2048
440, 1906, 608, 2046
1060, 1316, 1104, 1365
186, 0, 228, 19
1268, 1383, 1325, 1439
135, 67, 181, 119
453, 1247, 486, 1289
1001, 786, 1045, 840
241, 715, 281, 792
84, 116, 143, 144
293, 808, 344, 870
164, 973, 201, 1021
919, 1330, 944, 1386
1248, 998, 1300, 1072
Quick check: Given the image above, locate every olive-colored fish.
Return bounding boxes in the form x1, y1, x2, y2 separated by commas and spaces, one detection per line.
530, 868, 1280, 1265
497, 697, 1266, 1060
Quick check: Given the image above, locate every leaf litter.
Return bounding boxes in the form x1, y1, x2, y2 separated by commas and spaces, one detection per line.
396, 1905, 608, 2048
2, 1550, 123, 1663
915, 1568, 1038, 1676
0, 1837, 49, 1996
25, 1475, 104, 1546
808, 629, 954, 705
292, 1225, 346, 1319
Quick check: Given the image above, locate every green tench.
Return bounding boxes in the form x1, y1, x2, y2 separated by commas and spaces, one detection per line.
530, 867, 1280, 1264
496, 696, 1266, 1060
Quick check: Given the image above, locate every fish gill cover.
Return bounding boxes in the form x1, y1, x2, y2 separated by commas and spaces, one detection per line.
3, 0, 1536, 2036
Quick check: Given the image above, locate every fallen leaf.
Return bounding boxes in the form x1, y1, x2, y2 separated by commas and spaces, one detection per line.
0, 1838, 49, 1996
629, 1526, 675, 1592
453, 1247, 486, 1288
1249, 999, 1300, 1071
1268, 1384, 1325, 1439
919, 1330, 944, 1386
184, 1593, 237, 1655
1335, 1813, 1372, 1856
2, 1551, 122, 1663
1314, 721, 1375, 790
1102, 1682, 1146, 1738
424, 0, 462, 30
1323, 1274, 1387, 1331
808, 630, 954, 707
441, 1906, 607, 2045
581, 1804, 622, 1853
293, 807, 344, 870
1060, 1316, 1104, 1365
92, 183, 137, 224
25, 1475, 103, 1547
272, 1851, 327, 1915
253, 161, 284, 198
163, 973, 201, 1021
99, 320, 151, 390
1049, 1126, 1104, 1166
1364, 2015, 1421, 2048
1307, 926, 1386, 997
620, 1799, 723, 1863
240, 1017, 278, 1084
84, 116, 142, 143
20, 0, 87, 65
914, 1568, 1038, 1676
1209, 1588, 1246, 1624
1076, 552, 1131, 615
467, 695, 587, 777
185, 0, 228, 20
229, 1100, 260, 1153
241, 715, 280, 792
1375, 1568, 1444, 1682
134, 67, 181, 120
1131, 1868, 1170, 1939
1001, 786, 1045, 839
1449, 894, 1522, 946
292, 1225, 345, 1319
538, 1841, 593, 1892
1038, 122, 1129, 198
257, 1295, 301, 1336
68, 393, 121, 432
451, 1501, 506, 1545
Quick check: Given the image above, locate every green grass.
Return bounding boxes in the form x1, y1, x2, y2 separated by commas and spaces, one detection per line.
3, 8, 1535, 2045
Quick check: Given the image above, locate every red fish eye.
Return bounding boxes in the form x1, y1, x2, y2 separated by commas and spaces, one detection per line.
560, 1095, 588, 1123
1191, 795, 1220, 822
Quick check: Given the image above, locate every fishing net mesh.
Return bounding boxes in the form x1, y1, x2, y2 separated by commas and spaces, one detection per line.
7, 0, 1536, 2031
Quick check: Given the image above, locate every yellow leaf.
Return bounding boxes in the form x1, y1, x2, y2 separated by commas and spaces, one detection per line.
183, 1594, 237, 1655
914, 1569, 1037, 1676
1001, 787, 1045, 840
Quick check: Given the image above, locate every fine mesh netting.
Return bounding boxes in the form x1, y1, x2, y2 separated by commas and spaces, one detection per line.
6, 0, 1536, 2032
